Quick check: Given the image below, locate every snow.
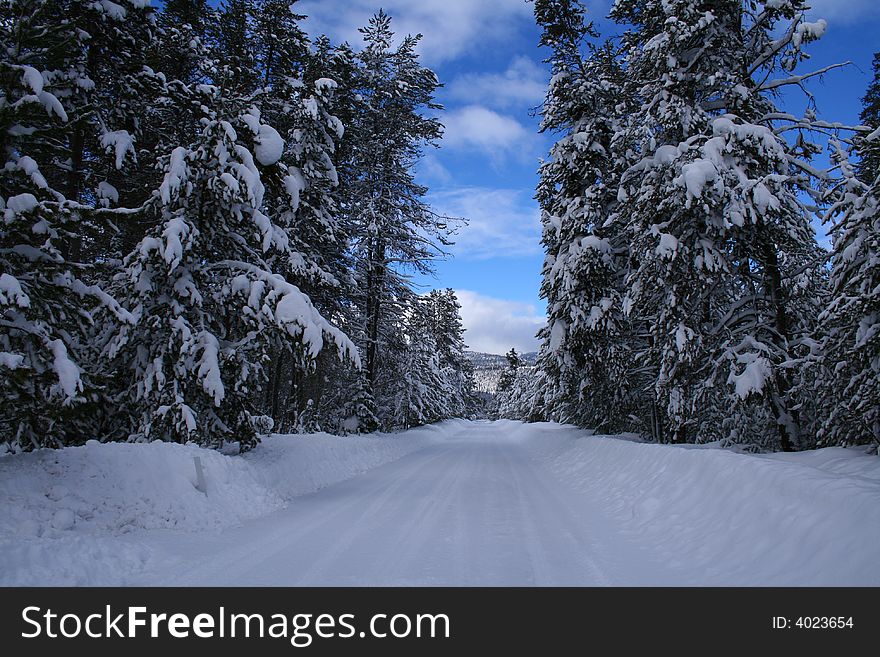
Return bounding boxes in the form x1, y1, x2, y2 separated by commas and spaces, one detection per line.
548, 319, 566, 351
0, 272, 30, 308
234, 265, 359, 365
3, 421, 879, 586
751, 181, 780, 213
19, 65, 44, 94
241, 108, 285, 166
711, 116, 783, 158
14, 155, 48, 189
284, 167, 306, 212
159, 147, 189, 204
655, 232, 679, 259
5, 192, 39, 215
220, 120, 237, 143
219, 171, 240, 193
160, 215, 192, 269
37, 90, 67, 121
730, 352, 772, 399
48, 339, 82, 400
232, 143, 265, 207
674, 322, 693, 352
253, 124, 284, 166
100, 130, 136, 170
196, 332, 224, 406
793, 19, 827, 48
0, 352, 25, 369
303, 97, 319, 119
675, 159, 717, 205
515, 422, 880, 586
97, 180, 119, 204
578, 235, 610, 254
0, 426, 440, 585
96, 0, 127, 20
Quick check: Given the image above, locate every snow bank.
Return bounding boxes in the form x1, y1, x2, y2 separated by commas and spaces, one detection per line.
0, 440, 283, 541
507, 421, 880, 586
0, 426, 444, 585
247, 423, 448, 500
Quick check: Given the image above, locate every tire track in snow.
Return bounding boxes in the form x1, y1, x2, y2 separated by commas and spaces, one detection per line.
291, 444, 463, 585
499, 439, 611, 585
155, 439, 454, 585
373, 442, 475, 584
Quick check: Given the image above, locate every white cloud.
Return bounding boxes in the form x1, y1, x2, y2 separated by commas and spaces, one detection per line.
446, 56, 548, 110
295, 0, 534, 65
415, 153, 453, 185
440, 105, 536, 159
805, 0, 880, 24
429, 187, 541, 260
456, 290, 545, 355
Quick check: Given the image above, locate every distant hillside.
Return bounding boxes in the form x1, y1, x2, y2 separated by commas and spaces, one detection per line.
465, 351, 537, 394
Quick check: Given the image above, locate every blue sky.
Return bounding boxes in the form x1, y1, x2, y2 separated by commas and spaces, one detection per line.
295, 0, 880, 354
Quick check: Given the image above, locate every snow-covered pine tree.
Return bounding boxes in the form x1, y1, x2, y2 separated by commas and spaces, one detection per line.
157, 0, 215, 88
605, 0, 828, 449
534, 0, 641, 432
422, 289, 475, 417
336, 368, 380, 434
111, 78, 357, 451
212, 0, 259, 95
0, 0, 163, 450
393, 297, 450, 428
340, 12, 455, 426
252, 0, 308, 88
496, 357, 543, 422
248, 6, 351, 431
817, 131, 880, 448
857, 52, 880, 183
497, 348, 523, 394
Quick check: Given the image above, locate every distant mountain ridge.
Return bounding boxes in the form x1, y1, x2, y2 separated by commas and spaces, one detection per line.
464, 350, 537, 394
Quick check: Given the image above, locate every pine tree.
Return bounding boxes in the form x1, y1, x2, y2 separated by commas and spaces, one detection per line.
858, 52, 880, 182
394, 298, 448, 428
111, 82, 357, 451
252, 0, 309, 88
496, 357, 543, 422
497, 348, 522, 393
212, 0, 259, 95
817, 133, 880, 448
534, 0, 641, 432
341, 12, 454, 426
255, 19, 350, 430
532, 0, 835, 450
0, 0, 161, 450
422, 289, 474, 416
338, 369, 380, 434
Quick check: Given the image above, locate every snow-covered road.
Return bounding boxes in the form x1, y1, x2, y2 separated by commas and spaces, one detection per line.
6, 419, 879, 586
142, 422, 674, 586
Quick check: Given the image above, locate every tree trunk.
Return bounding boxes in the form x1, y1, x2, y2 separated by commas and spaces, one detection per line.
269, 350, 285, 428
365, 241, 386, 388
760, 238, 799, 452
63, 126, 85, 262
651, 400, 665, 444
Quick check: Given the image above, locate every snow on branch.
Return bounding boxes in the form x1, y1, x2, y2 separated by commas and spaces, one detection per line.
758, 62, 851, 92
214, 260, 359, 366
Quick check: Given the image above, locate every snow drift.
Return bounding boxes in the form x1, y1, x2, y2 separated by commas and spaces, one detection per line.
506, 421, 880, 586
0, 426, 445, 585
